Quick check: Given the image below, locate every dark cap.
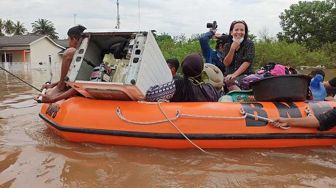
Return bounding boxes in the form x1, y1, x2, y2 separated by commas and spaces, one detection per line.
67, 25, 86, 37
216, 34, 230, 49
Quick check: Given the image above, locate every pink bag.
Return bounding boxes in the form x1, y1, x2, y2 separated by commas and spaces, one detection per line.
270, 64, 287, 76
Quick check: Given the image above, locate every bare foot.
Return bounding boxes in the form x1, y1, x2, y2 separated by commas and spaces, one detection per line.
45, 86, 63, 99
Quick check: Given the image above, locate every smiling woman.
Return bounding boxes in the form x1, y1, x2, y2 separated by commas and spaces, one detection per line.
223, 20, 255, 90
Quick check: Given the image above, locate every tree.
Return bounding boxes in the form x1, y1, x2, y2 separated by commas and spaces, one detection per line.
258, 27, 273, 43
4, 19, 14, 35
155, 33, 174, 43
13, 21, 27, 35
277, 0, 336, 49
0, 19, 4, 36
32, 18, 58, 39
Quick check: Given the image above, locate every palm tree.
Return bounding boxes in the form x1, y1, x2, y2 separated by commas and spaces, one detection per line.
4, 20, 14, 35
31, 18, 58, 39
0, 19, 4, 36
13, 21, 27, 35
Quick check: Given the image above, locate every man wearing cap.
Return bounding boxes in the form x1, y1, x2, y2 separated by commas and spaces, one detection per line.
199, 29, 229, 75
36, 25, 86, 103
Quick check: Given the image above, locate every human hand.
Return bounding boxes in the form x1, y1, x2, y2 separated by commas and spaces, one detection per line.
230, 40, 240, 51
271, 118, 290, 128
214, 32, 222, 38
210, 28, 217, 34
226, 74, 237, 80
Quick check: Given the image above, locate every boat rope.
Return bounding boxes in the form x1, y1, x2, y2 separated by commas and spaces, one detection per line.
180, 113, 247, 119
157, 100, 210, 154
240, 108, 290, 130
116, 106, 247, 125
116, 107, 181, 125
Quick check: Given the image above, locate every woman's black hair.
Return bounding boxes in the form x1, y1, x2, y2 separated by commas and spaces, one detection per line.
229, 20, 248, 41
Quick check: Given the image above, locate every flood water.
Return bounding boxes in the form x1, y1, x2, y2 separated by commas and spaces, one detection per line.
0, 62, 335, 187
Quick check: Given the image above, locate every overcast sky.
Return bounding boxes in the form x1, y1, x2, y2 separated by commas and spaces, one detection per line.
1, 0, 312, 39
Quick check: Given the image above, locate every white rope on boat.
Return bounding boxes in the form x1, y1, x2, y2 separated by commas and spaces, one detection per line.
116, 107, 181, 125
180, 112, 247, 120
240, 108, 290, 130
157, 100, 209, 154
116, 105, 247, 125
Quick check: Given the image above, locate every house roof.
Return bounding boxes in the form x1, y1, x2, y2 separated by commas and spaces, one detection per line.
0, 34, 43, 47
0, 34, 66, 51
55, 39, 69, 48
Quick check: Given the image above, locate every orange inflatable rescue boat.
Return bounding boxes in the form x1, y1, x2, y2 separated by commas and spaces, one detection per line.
38, 31, 336, 149
39, 97, 336, 149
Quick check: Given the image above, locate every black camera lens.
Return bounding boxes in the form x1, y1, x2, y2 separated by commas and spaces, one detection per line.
206, 21, 217, 29
206, 23, 213, 28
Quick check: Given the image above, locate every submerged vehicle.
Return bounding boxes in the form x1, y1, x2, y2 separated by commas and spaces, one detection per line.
39, 31, 336, 149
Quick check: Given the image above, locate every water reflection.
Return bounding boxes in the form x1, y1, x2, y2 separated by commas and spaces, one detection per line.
0, 62, 335, 187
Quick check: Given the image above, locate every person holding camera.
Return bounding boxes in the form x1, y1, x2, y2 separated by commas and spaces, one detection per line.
223, 20, 255, 90
199, 21, 229, 75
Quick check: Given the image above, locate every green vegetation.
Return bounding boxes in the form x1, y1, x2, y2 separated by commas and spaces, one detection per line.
278, 0, 336, 50
157, 0, 336, 69
156, 34, 336, 69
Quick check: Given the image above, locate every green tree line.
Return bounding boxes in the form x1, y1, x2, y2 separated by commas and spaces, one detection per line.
0, 18, 58, 39
156, 33, 335, 69
157, 0, 336, 68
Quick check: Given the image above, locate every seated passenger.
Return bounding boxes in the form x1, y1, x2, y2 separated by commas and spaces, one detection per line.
324, 77, 336, 100
222, 20, 255, 91
166, 58, 182, 80
145, 53, 219, 102
35, 25, 86, 103
203, 63, 225, 96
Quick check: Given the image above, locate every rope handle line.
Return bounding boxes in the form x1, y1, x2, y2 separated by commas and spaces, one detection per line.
240, 108, 290, 130
116, 106, 247, 125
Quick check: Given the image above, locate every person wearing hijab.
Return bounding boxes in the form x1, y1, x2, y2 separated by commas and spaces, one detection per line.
36, 25, 86, 103
146, 53, 219, 102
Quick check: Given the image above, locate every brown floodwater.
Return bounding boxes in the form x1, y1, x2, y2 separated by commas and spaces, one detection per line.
0, 62, 335, 188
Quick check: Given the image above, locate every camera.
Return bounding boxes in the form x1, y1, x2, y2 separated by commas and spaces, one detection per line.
206, 21, 217, 30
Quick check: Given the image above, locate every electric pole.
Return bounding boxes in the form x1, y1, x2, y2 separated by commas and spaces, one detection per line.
74, 14, 77, 25
116, 0, 120, 29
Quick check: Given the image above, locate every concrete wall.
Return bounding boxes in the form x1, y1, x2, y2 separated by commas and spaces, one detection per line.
12, 51, 30, 62
30, 37, 63, 68
0, 50, 30, 63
